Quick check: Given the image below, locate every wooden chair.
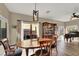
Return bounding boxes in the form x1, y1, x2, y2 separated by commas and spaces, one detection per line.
51, 35, 58, 55
31, 38, 53, 56
0, 38, 22, 56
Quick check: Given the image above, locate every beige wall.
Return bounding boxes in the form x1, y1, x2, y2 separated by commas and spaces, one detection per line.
0, 3, 10, 19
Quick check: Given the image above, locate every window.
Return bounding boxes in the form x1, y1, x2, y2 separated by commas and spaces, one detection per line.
0, 17, 7, 40
66, 25, 78, 33
58, 26, 65, 35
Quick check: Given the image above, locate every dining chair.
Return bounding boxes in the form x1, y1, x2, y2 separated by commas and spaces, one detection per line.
51, 35, 58, 55
31, 38, 52, 56
0, 38, 22, 56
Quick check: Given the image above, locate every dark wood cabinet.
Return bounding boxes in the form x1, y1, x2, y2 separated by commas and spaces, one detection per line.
42, 22, 57, 38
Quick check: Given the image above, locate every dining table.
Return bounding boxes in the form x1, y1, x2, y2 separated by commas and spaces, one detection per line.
16, 38, 55, 56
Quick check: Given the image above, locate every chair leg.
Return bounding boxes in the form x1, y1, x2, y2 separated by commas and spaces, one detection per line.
50, 49, 52, 56
33, 49, 34, 53
56, 46, 58, 56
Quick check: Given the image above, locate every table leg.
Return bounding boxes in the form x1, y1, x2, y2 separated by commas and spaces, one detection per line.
72, 37, 74, 40
70, 38, 72, 42
25, 48, 29, 56
66, 38, 68, 42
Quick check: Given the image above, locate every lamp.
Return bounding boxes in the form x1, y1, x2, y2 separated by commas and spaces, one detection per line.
33, 3, 39, 21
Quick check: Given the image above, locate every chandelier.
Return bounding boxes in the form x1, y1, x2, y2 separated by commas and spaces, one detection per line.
33, 3, 39, 21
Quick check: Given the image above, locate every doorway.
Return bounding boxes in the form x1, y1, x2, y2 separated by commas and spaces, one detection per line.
17, 21, 39, 40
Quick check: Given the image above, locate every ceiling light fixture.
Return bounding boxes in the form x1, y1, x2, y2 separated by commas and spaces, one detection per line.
33, 3, 39, 21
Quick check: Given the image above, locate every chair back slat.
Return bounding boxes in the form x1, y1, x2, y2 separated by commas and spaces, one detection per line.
38, 38, 52, 56
0, 38, 11, 55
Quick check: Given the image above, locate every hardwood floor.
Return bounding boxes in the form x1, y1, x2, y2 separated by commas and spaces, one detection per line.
57, 37, 79, 56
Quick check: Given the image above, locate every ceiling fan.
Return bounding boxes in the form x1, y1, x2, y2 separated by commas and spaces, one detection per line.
72, 12, 79, 18
70, 7, 79, 20
70, 12, 79, 20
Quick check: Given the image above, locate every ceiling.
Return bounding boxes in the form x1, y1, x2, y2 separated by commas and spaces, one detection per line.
5, 3, 79, 22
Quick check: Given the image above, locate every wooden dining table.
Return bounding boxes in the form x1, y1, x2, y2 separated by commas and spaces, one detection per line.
16, 38, 55, 56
